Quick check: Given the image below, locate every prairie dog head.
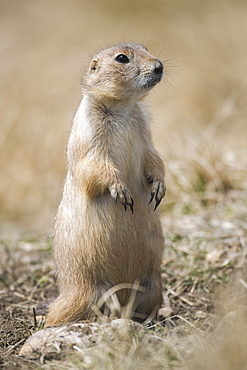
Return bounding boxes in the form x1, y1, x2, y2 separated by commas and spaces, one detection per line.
82, 43, 163, 102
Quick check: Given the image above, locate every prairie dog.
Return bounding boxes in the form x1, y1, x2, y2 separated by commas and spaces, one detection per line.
45, 43, 166, 326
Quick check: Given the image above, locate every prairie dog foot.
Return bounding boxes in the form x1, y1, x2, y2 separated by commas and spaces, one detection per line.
109, 184, 134, 213
148, 177, 166, 211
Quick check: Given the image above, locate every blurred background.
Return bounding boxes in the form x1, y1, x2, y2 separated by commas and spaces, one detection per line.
0, 0, 246, 236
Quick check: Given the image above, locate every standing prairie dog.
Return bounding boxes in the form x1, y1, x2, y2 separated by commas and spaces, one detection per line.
45, 43, 166, 326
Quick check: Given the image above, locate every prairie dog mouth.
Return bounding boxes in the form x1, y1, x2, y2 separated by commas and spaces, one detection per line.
141, 73, 163, 89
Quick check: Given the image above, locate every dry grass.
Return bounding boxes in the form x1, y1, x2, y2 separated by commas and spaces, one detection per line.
1, 205, 247, 368
1, 0, 247, 368
1, 0, 246, 233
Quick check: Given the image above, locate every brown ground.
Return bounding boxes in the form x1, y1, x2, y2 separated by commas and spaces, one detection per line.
0, 239, 55, 368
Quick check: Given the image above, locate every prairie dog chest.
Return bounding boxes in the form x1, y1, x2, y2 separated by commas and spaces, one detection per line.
68, 96, 151, 189
104, 108, 145, 168
73, 97, 147, 175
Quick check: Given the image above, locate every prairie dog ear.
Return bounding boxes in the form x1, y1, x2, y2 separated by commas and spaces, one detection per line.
89, 58, 100, 74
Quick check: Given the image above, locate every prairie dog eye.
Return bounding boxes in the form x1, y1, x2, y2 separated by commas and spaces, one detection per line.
115, 54, 129, 64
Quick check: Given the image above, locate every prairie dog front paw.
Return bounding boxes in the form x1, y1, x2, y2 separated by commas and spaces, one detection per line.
109, 184, 134, 213
148, 177, 166, 211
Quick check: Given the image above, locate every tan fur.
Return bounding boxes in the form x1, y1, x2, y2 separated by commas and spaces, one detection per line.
45, 43, 166, 326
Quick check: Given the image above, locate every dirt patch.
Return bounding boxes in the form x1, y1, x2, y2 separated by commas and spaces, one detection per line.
0, 239, 56, 368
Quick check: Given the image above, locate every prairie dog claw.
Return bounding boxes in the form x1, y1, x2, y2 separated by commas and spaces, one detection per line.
109, 185, 134, 213
148, 179, 166, 211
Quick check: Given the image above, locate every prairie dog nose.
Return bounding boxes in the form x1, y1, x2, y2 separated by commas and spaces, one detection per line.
154, 60, 164, 75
